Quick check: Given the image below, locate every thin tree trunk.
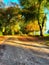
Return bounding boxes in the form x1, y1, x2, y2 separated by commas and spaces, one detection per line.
11, 30, 15, 35
38, 21, 43, 36
40, 27, 43, 36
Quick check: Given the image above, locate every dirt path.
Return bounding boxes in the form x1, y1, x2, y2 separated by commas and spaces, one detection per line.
0, 36, 49, 65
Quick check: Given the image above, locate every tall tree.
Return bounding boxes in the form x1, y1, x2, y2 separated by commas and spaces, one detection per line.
5, 4, 22, 35
0, 8, 6, 34
19, 0, 49, 36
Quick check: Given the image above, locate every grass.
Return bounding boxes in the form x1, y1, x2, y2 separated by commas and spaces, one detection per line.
0, 34, 49, 46
45, 41, 49, 46
0, 31, 3, 36
44, 34, 49, 36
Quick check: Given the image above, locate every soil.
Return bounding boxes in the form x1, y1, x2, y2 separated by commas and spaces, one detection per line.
0, 36, 49, 65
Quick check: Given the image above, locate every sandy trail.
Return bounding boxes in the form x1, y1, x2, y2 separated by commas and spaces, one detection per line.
0, 36, 49, 65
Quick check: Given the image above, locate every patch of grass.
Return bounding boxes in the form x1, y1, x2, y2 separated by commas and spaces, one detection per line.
0, 31, 3, 36
44, 34, 49, 36
45, 41, 49, 46
39, 41, 49, 46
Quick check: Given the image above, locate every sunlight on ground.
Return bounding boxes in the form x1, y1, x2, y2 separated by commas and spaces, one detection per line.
0, 36, 49, 65
0, 36, 49, 54
1, 37, 49, 54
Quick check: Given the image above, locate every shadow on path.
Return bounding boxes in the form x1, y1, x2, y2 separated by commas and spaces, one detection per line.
0, 44, 49, 65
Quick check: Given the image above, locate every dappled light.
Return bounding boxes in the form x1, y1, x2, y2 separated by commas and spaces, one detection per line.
0, 36, 49, 65
0, 0, 49, 65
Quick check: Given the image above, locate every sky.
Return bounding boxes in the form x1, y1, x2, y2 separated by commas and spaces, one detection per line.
0, 0, 49, 32
44, 8, 49, 32
3, 0, 19, 5
0, 0, 3, 2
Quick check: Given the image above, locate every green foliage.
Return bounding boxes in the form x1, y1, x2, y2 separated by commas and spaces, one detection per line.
0, 31, 3, 36
19, 0, 49, 36
0, 0, 49, 36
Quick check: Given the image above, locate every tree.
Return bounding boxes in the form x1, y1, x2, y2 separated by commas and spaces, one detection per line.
19, 0, 49, 36
3, 4, 21, 35
25, 20, 39, 32
10, 2, 18, 7
0, 8, 6, 35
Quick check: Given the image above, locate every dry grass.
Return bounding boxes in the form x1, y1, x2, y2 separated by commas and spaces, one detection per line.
0, 35, 49, 46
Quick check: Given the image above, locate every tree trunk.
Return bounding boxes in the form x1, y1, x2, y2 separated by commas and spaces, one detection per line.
40, 26, 43, 36
11, 30, 15, 35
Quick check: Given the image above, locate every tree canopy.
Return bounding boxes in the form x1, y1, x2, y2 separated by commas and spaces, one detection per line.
19, 0, 49, 36
0, 0, 49, 36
